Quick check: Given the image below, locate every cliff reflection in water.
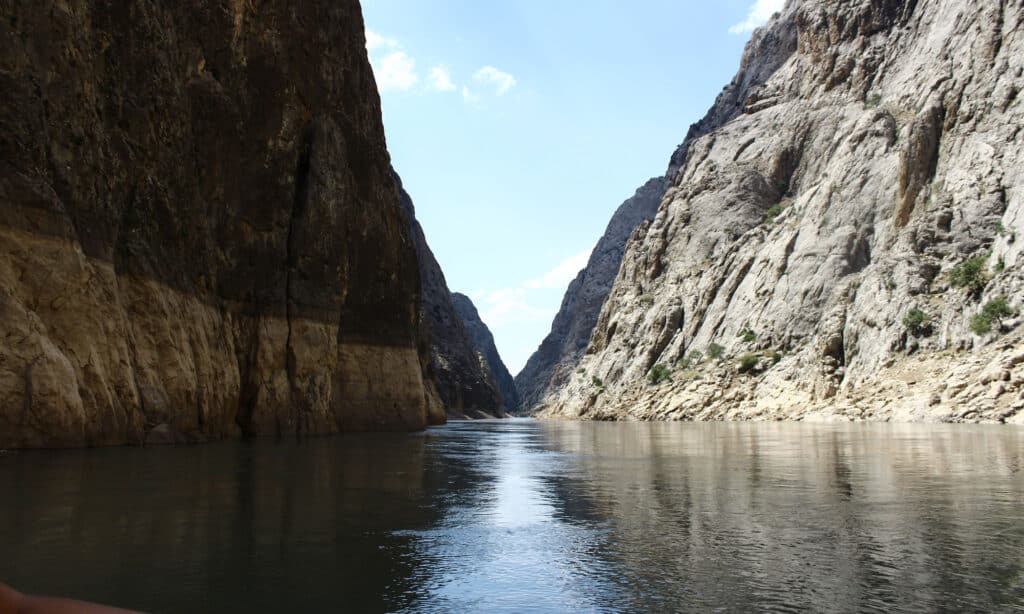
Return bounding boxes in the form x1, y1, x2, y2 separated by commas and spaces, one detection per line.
538, 421, 1024, 612
1, 421, 1022, 613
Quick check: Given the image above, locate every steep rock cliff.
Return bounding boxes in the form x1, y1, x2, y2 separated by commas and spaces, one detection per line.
0, 0, 438, 447
396, 181, 505, 419
516, 178, 667, 410
451, 292, 519, 413
542, 0, 1024, 424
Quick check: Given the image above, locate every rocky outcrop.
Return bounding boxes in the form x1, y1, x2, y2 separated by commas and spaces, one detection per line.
541, 0, 1024, 424
516, 178, 667, 410
0, 0, 440, 447
396, 181, 505, 419
451, 292, 519, 413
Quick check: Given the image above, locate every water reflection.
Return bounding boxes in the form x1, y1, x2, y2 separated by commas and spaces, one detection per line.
1, 421, 1022, 612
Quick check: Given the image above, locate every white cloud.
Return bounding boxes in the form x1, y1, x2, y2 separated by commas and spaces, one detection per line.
473, 66, 517, 95
729, 0, 785, 34
365, 30, 399, 51
428, 65, 457, 92
524, 248, 592, 289
475, 288, 552, 328
373, 51, 418, 91
461, 86, 481, 105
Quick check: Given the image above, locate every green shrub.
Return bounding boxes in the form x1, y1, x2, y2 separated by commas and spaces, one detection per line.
949, 255, 989, 294
737, 325, 757, 343
591, 376, 604, 388
866, 93, 882, 108
768, 351, 783, 365
648, 363, 672, 385
995, 257, 1006, 274
765, 203, 785, 223
738, 352, 759, 373
903, 308, 931, 337
707, 343, 725, 360
970, 297, 1016, 335
970, 313, 992, 335
678, 350, 703, 369
983, 296, 1015, 321
639, 294, 655, 306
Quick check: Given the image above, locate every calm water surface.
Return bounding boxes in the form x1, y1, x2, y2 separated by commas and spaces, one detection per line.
2, 419, 1023, 612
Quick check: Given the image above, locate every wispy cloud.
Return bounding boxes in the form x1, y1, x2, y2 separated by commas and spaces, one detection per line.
475, 288, 552, 328
365, 30, 399, 51
473, 66, 517, 95
373, 50, 418, 91
729, 0, 785, 34
428, 65, 457, 92
461, 86, 481, 105
524, 248, 592, 289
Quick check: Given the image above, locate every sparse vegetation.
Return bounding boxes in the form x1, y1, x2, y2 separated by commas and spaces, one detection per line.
591, 376, 604, 388
576, 368, 585, 375
995, 256, 1006, 274
738, 352, 759, 373
765, 203, 785, 223
678, 350, 703, 369
903, 308, 932, 337
949, 255, 989, 294
647, 363, 672, 385
970, 296, 1017, 335
866, 93, 882, 108
639, 294, 655, 306
768, 351, 783, 365
707, 343, 725, 360
995, 221, 1007, 236
737, 325, 757, 343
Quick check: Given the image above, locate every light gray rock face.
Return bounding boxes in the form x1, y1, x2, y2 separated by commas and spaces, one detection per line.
541, 0, 1024, 424
451, 293, 520, 413
517, 11, 801, 413
516, 177, 668, 410
397, 179, 505, 420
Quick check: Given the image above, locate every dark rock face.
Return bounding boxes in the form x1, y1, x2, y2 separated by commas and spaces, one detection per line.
0, 0, 437, 447
515, 177, 668, 411
451, 293, 519, 413
396, 181, 505, 419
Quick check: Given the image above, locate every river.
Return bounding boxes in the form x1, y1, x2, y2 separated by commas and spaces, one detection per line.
2, 419, 1022, 612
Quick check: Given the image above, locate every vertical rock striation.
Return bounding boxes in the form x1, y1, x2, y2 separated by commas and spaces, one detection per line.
396, 179, 506, 419
541, 0, 1024, 424
451, 292, 519, 413
0, 0, 440, 447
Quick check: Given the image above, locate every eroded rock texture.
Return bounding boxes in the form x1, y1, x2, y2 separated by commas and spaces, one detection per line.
397, 180, 505, 419
541, 0, 1024, 424
516, 178, 667, 410
0, 0, 438, 447
451, 292, 519, 413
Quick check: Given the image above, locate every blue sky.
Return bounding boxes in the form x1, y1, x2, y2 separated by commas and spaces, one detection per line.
362, 0, 785, 373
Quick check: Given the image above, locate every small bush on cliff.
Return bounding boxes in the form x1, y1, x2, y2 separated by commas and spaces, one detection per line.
737, 325, 757, 343
707, 343, 725, 360
648, 364, 672, 385
738, 352, 759, 373
950, 256, 989, 294
678, 350, 703, 369
866, 93, 882, 108
971, 296, 1017, 335
903, 308, 932, 337
768, 351, 783, 365
591, 376, 604, 389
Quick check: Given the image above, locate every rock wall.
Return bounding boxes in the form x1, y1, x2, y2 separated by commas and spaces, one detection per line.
0, 0, 438, 447
451, 292, 519, 413
396, 180, 506, 419
541, 0, 1024, 424
516, 178, 667, 411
